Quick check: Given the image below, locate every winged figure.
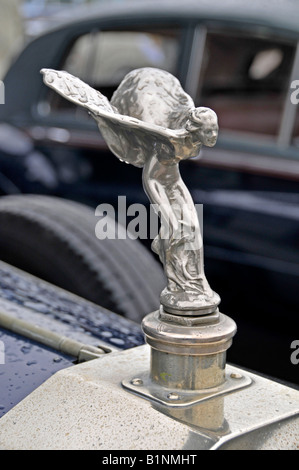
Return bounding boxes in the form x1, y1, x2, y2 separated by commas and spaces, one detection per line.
41, 67, 220, 314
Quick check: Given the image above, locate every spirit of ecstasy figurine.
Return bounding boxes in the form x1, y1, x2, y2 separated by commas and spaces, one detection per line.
41, 67, 220, 315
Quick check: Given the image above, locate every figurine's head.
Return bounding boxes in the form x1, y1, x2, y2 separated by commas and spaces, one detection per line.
186, 107, 218, 147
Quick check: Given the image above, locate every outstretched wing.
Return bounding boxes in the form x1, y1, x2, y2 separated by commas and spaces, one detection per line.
41, 69, 189, 167
41, 68, 115, 115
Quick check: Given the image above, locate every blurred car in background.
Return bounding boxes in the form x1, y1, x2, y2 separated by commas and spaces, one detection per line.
0, 0, 298, 385
22, 0, 99, 40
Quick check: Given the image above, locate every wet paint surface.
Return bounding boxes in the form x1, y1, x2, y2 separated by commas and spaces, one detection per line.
0, 329, 73, 418
0, 263, 145, 350
0, 262, 145, 418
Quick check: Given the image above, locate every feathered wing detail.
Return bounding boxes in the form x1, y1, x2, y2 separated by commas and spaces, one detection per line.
41, 68, 115, 114
41, 69, 187, 168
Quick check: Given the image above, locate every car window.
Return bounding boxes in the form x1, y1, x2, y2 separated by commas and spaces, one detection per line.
195, 31, 296, 138
45, 28, 181, 118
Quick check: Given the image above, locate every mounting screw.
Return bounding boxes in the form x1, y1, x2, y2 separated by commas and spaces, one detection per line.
230, 373, 243, 380
167, 392, 180, 401
131, 378, 143, 386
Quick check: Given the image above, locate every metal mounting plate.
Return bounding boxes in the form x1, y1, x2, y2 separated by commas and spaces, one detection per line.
122, 366, 252, 408
0, 346, 298, 450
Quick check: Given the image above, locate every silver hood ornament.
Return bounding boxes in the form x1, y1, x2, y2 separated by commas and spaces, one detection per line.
41, 67, 237, 417
41, 67, 220, 315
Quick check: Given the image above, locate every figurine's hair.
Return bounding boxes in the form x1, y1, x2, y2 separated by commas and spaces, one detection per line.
111, 68, 194, 129
187, 107, 218, 131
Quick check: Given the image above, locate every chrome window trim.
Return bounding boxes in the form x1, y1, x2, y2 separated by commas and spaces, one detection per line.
278, 40, 299, 147
184, 24, 206, 98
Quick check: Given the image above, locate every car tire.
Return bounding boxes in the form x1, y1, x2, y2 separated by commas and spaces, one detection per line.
0, 195, 166, 322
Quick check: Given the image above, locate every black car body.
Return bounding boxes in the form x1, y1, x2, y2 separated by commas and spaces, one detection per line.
0, 260, 144, 419
0, 0, 298, 384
